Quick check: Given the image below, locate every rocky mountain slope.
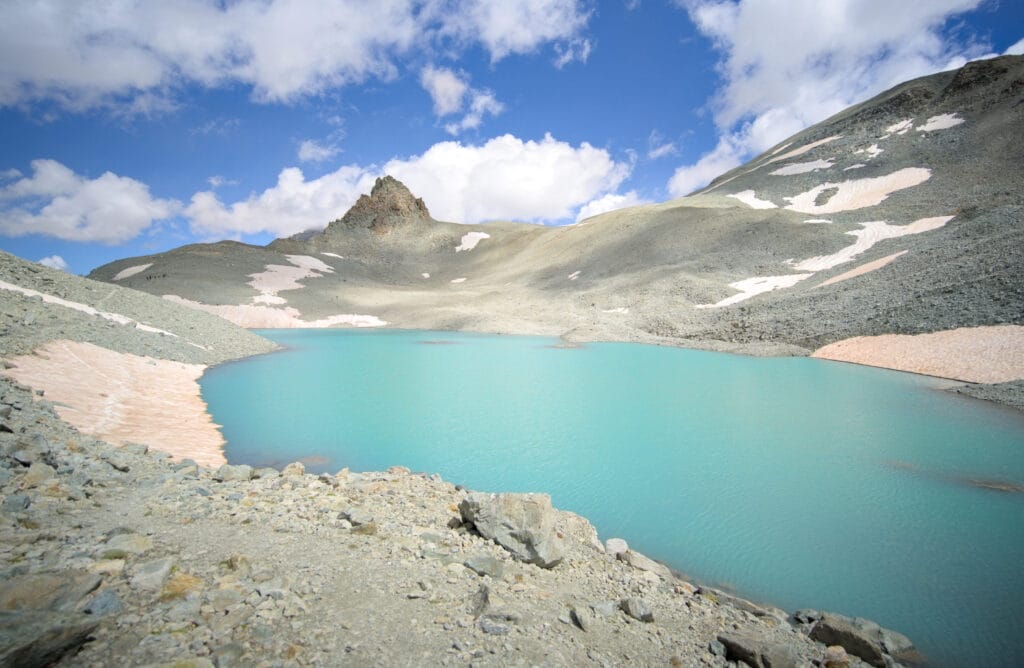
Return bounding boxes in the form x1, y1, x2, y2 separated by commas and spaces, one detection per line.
90, 55, 1023, 400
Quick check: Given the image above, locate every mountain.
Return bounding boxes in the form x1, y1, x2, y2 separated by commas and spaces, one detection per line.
90, 55, 1024, 397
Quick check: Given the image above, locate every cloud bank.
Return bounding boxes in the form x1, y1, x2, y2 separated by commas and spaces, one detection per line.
0, 0, 591, 112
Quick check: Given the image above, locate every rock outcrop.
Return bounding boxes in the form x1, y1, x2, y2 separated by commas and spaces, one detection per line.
324, 175, 433, 236
459, 492, 566, 568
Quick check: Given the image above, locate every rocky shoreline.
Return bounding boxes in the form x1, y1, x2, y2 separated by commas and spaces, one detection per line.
1, 372, 921, 668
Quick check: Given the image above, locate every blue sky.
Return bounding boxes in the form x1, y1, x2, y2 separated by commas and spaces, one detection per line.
1, 1, 1022, 275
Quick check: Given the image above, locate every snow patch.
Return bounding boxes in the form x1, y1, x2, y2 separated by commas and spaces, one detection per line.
421, 273, 430, 279
843, 164, 866, 171
765, 136, 841, 165
792, 216, 954, 272
162, 295, 386, 329
696, 274, 813, 308
601, 307, 629, 314
917, 113, 964, 132
728, 190, 777, 209
816, 251, 908, 288
770, 159, 833, 176
113, 264, 153, 281
450, 277, 466, 284
855, 144, 883, 159
886, 119, 913, 135
803, 219, 833, 224
455, 232, 490, 252
321, 252, 344, 259
783, 168, 931, 215
568, 270, 581, 281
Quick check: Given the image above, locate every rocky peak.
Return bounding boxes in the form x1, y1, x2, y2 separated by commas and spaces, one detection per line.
327, 175, 432, 236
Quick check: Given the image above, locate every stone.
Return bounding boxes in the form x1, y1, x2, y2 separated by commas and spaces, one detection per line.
2, 493, 30, 512
0, 610, 100, 667
215, 464, 253, 482
282, 462, 305, 476
131, 557, 175, 592
458, 492, 565, 568
620, 549, 672, 580
340, 507, 374, 526
103, 533, 153, 555
212, 642, 247, 667
477, 616, 510, 635
619, 597, 654, 623
463, 555, 503, 579
604, 537, 629, 557
591, 600, 619, 617
809, 613, 915, 668
21, 461, 56, 487
0, 572, 102, 612
570, 605, 593, 631
822, 645, 851, 667
708, 639, 726, 657
101, 451, 130, 472
717, 632, 766, 668
83, 589, 123, 616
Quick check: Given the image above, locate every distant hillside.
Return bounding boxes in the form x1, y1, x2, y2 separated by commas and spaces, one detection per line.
90, 55, 1024, 394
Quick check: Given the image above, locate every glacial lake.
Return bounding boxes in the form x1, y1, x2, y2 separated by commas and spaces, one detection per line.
201, 329, 1024, 667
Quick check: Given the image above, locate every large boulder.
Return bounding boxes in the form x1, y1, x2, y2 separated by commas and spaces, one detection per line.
809, 612, 915, 667
458, 492, 565, 568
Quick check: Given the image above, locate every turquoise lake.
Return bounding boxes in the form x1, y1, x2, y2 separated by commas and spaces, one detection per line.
200, 329, 1024, 667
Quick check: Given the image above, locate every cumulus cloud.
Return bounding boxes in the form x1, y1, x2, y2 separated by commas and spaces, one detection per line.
0, 0, 592, 112
420, 65, 504, 134
185, 133, 631, 235
668, 0, 991, 196
185, 166, 378, 238
1006, 38, 1024, 56
0, 159, 180, 243
37, 255, 69, 272
383, 134, 630, 224
421, 65, 469, 116
298, 139, 340, 163
443, 0, 592, 62
576, 191, 651, 222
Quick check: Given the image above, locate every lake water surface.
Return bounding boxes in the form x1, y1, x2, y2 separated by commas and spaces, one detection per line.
201, 329, 1024, 667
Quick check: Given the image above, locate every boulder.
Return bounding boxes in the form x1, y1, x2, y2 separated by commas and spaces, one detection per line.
619, 549, 672, 580
214, 464, 253, 482
619, 597, 654, 623
604, 537, 629, 557
458, 492, 565, 568
0, 610, 99, 667
717, 632, 800, 668
810, 612, 915, 668
0, 572, 102, 612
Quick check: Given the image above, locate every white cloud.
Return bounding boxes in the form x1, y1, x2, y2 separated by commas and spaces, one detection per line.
185, 133, 631, 234
420, 65, 504, 134
670, 0, 990, 193
207, 175, 237, 189
553, 38, 593, 68
0, 0, 592, 112
1006, 37, 1024, 56
384, 133, 630, 224
185, 165, 378, 238
0, 159, 180, 243
576, 191, 651, 222
647, 130, 679, 160
298, 139, 340, 163
443, 0, 592, 62
420, 65, 469, 116
37, 255, 69, 272
444, 92, 504, 134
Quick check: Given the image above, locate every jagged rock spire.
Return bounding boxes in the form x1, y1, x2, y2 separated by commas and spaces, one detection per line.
327, 175, 432, 235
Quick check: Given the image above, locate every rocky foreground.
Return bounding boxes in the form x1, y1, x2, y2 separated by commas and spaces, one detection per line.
1, 375, 918, 668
